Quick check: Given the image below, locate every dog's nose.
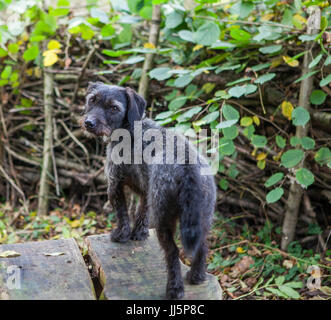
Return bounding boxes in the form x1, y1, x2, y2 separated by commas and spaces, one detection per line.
84, 119, 96, 129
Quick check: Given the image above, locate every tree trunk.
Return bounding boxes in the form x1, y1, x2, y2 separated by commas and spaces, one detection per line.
138, 5, 161, 99
37, 67, 54, 216
281, 6, 321, 250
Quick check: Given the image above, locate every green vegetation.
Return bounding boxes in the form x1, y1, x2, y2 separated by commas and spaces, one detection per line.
0, 0, 330, 299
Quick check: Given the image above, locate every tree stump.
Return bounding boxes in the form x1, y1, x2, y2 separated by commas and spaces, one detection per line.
86, 229, 222, 300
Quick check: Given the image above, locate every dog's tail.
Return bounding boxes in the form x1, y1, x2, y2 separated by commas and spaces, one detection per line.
178, 166, 203, 256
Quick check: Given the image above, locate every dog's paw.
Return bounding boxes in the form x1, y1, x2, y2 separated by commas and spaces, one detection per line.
130, 228, 149, 241
110, 226, 130, 243
166, 285, 184, 300
186, 270, 206, 285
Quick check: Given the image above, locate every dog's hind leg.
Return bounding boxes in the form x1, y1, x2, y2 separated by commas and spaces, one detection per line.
130, 196, 149, 241
109, 184, 131, 243
156, 218, 184, 300
186, 239, 208, 284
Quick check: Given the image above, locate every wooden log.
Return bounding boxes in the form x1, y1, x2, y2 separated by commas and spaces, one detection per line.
0, 238, 95, 300
86, 229, 222, 300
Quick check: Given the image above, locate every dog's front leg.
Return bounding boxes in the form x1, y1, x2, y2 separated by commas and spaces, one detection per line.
108, 183, 131, 243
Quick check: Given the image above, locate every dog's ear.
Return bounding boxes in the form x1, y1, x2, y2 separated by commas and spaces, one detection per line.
87, 81, 103, 94
125, 87, 146, 128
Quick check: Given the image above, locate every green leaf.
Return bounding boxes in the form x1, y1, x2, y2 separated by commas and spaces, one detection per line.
222, 126, 238, 140
314, 147, 331, 165
294, 70, 318, 84
265, 173, 284, 188
308, 53, 323, 69
194, 21, 220, 46
216, 119, 238, 129
290, 137, 301, 147
275, 275, 285, 286
23, 45, 39, 61
222, 104, 240, 121
278, 285, 300, 299
0, 48, 7, 57
122, 55, 145, 64
101, 24, 115, 37
320, 74, 331, 87
176, 106, 202, 123
90, 7, 109, 24
195, 111, 219, 125
266, 187, 284, 204
228, 85, 246, 98
254, 73, 276, 84
230, 1, 254, 18
219, 178, 229, 191
276, 135, 286, 148
230, 28, 251, 41
178, 30, 194, 42
301, 137, 315, 150
285, 281, 303, 289
296, 168, 314, 187
155, 111, 174, 120
251, 63, 271, 72
149, 67, 172, 81
281, 149, 304, 168
1, 65, 12, 79
243, 124, 255, 139
324, 55, 331, 66
174, 74, 194, 88
251, 135, 267, 148
168, 96, 187, 111
165, 10, 183, 29
219, 138, 235, 156
259, 45, 282, 54
310, 90, 327, 105
292, 107, 310, 126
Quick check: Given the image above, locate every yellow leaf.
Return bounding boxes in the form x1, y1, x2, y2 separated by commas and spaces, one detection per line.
0, 250, 21, 258
283, 55, 299, 67
281, 101, 294, 120
193, 44, 203, 51
253, 115, 260, 126
240, 116, 253, 127
271, 56, 284, 68
293, 14, 307, 29
144, 42, 155, 49
26, 68, 33, 76
251, 147, 257, 157
261, 13, 274, 21
34, 67, 42, 78
21, 32, 29, 42
273, 151, 282, 162
70, 219, 81, 228
236, 247, 246, 254
256, 152, 267, 160
43, 49, 60, 67
48, 40, 61, 50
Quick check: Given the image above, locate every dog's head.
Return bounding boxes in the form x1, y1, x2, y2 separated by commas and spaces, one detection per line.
81, 82, 146, 136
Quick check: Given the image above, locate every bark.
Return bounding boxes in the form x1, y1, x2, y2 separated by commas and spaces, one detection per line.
138, 5, 161, 99
281, 6, 321, 250
37, 66, 54, 215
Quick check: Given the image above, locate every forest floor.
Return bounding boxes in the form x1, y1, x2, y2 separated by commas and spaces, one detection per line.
0, 200, 330, 300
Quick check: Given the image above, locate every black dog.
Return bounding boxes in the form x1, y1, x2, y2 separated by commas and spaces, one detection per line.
82, 82, 216, 299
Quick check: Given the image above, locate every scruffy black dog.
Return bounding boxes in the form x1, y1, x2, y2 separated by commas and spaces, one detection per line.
82, 82, 216, 299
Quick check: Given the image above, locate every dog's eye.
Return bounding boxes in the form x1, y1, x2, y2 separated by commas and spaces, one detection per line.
113, 106, 118, 111
89, 96, 96, 103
